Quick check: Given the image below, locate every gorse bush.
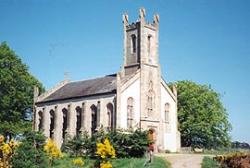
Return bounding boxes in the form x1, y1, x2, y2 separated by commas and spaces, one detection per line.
72, 157, 84, 167
96, 138, 116, 168
0, 135, 18, 168
44, 138, 62, 166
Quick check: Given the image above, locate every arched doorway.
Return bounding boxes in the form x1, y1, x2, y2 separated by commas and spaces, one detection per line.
90, 105, 98, 134
148, 128, 156, 147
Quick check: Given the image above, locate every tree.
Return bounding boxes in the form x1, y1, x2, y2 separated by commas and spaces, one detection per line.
171, 80, 231, 148
0, 42, 44, 137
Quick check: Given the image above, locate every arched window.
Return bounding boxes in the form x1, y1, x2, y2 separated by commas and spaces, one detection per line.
38, 111, 43, 131
131, 34, 136, 53
127, 97, 134, 128
147, 81, 154, 116
62, 108, 68, 140
165, 103, 170, 122
91, 104, 98, 134
107, 103, 114, 130
49, 110, 55, 139
147, 35, 152, 57
76, 106, 82, 136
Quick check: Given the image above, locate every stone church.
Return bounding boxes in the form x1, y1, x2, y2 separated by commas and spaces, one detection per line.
33, 8, 181, 152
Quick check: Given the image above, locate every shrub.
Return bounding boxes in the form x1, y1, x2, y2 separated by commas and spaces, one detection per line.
44, 138, 62, 165
63, 129, 149, 159
214, 152, 250, 168
108, 129, 149, 158
0, 135, 18, 168
72, 157, 84, 167
62, 130, 93, 157
96, 138, 116, 168
11, 131, 49, 168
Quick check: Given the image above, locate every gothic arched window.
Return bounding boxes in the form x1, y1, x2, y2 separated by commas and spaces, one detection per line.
107, 103, 114, 130
76, 106, 82, 136
127, 97, 134, 128
49, 110, 55, 139
38, 111, 43, 131
147, 35, 152, 57
91, 104, 98, 134
165, 103, 170, 122
131, 34, 136, 53
147, 81, 154, 116
62, 108, 68, 140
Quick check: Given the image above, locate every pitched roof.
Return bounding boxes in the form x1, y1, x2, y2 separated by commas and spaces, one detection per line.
37, 74, 117, 103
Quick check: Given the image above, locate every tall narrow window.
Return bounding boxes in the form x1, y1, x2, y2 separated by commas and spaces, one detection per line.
147, 81, 154, 116
62, 108, 68, 140
147, 35, 151, 57
107, 103, 114, 130
131, 34, 136, 53
127, 97, 134, 128
49, 110, 55, 139
38, 111, 43, 131
165, 103, 170, 122
91, 105, 98, 134
76, 107, 82, 136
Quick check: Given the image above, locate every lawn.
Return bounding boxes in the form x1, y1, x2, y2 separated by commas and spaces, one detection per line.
52, 156, 170, 168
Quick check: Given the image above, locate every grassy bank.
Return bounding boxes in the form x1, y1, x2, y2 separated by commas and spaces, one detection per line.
52, 156, 170, 168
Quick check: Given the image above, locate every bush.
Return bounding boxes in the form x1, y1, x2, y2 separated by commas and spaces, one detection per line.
62, 130, 95, 157
0, 135, 18, 168
44, 139, 62, 166
63, 129, 149, 159
108, 129, 149, 158
214, 152, 250, 168
11, 131, 49, 168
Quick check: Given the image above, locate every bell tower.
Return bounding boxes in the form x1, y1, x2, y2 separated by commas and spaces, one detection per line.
122, 8, 160, 76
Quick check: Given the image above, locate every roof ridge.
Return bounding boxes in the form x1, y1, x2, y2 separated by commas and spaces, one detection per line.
68, 73, 116, 84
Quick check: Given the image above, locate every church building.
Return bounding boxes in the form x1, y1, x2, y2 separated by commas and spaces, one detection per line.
33, 8, 181, 152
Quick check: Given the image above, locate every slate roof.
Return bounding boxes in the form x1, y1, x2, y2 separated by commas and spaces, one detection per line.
37, 74, 117, 103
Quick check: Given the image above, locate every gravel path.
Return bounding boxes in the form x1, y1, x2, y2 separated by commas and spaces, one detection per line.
156, 153, 214, 168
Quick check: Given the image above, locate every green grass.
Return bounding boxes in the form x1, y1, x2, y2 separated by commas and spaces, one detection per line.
52, 156, 170, 168
201, 157, 221, 168
203, 148, 250, 155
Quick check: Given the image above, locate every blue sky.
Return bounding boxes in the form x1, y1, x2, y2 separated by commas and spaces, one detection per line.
0, 0, 249, 143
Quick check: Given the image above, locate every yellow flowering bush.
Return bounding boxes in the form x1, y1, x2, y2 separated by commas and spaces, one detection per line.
96, 138, 116, 159
100, 161, 112, 168
96, 138, 116, 168
72, 157, 84, 167
44, 138, 62, 165
0, 135, 18, 168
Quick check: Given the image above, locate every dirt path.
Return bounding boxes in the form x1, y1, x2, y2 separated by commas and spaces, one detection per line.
156, 153, 214, 168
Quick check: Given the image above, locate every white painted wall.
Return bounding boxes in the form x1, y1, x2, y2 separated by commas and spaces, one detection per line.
161, 83, 179, 152
120, 78, 140, 129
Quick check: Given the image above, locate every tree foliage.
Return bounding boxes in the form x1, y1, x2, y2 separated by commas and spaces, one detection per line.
171, 80, 231, 148
0, 42, 44, 136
